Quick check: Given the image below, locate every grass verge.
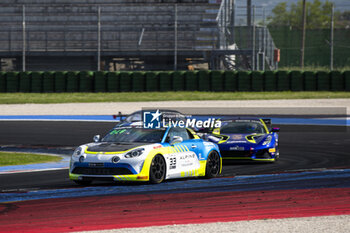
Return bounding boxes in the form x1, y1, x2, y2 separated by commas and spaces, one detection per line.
0, 152, 62, 166
0, 92, 350, 104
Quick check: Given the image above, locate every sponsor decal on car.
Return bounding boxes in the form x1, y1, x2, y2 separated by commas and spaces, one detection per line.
269, 148, 276, 153
228, 140, 247, 143
229, 146, 245, 151
89, 163, 104, 167
232, 135, 243, 140
180, 154, 195, 160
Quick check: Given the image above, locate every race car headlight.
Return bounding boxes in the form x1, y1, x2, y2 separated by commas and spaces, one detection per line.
125, 148, 144, 158
262, 135, 272, 146
72, 147, 83, 158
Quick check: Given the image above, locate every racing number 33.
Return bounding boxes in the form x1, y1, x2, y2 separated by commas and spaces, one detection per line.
169, 157, 176, 169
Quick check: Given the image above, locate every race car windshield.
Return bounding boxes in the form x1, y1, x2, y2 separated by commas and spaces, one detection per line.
220, 122, 266, 134
124, 112, 142, 122
102, 128, 165, 143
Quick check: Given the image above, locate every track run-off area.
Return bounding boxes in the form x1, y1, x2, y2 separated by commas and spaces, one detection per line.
0, 106, 349, 232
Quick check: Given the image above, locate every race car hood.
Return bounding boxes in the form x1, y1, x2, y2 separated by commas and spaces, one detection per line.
86, 142, 148, 153
226, 134, 266, 144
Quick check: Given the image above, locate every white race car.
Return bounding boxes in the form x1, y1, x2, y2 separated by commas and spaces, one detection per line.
69, 125, 222, 185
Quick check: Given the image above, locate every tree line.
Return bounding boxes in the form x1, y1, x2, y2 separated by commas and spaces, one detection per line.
268, 0, 350, 29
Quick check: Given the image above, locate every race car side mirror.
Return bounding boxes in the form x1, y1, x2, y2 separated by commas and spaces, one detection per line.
93, 135, 101, 142
271, 128, 280, 132
170, 136, 183, 145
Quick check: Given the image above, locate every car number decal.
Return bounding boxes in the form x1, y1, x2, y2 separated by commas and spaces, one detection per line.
169, 157, 177, 169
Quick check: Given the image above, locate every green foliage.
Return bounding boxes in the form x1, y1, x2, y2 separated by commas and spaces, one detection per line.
268, 2, 290, 27
268, 0, 341, 29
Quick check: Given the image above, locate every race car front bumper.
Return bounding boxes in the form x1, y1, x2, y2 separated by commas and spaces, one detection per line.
69, 172, 150, 182
69, 161, 150, 182
220, 148, 277, 161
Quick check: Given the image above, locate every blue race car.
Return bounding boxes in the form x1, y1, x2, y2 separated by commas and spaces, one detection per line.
205, 118, 279, 162
70, 123, 221, 185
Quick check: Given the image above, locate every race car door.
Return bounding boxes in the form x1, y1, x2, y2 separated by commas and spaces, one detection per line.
165, 127, 201, 179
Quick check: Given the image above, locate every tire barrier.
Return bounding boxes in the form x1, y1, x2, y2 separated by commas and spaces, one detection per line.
198, 70, 210, 91
290, 71, 303, 91
43, 72, 55, 93
316, 71, 330, 91
251, 71, 264, 92
119, 72, 132, 92
237, 71, 251, 91
94, 71, 107, 92
66, 71, 79, 92
132, 72, 145, 92
276, 71, 290, 91
185, 71, 198, 91
303, 71, 317, 91
19, 72, 31, 93
6, 72, 19, 93
31, 72, 43, 93
264, 71, 276, 91
211, 71, 224, 92
159, 72, 172, 92
54, 72, 66, 93
224, 71, 237, 92
330, 71, 344, 91
106, 72, 119, 92
172, 71, 185, 91
0, 72, 6, 92
79, 71, 93, 92
146, 72, 159, 92
0, 70, 349, 92
344, 71, 350, 92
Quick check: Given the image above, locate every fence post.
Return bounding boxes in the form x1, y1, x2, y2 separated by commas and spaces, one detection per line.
22, 5, 26, 72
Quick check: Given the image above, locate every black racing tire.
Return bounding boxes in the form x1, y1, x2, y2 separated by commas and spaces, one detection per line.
149, 154, 166, 184
205, 150, 221, 178
73, 180, 93, 186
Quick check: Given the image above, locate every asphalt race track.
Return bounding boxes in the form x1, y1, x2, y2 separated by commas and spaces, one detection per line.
1, 120, 350, 232
0, 121, 349, 191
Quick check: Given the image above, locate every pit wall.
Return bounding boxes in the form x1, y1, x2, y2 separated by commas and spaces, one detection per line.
0, 70, 349, 92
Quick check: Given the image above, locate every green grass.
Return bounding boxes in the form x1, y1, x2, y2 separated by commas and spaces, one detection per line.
0, 152, 62, 166
0, 92, 350, 104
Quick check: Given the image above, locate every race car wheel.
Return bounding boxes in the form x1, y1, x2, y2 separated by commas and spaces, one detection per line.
205, 151, 221, 178
73, 180, 92, 186
150, 154, 166, 184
